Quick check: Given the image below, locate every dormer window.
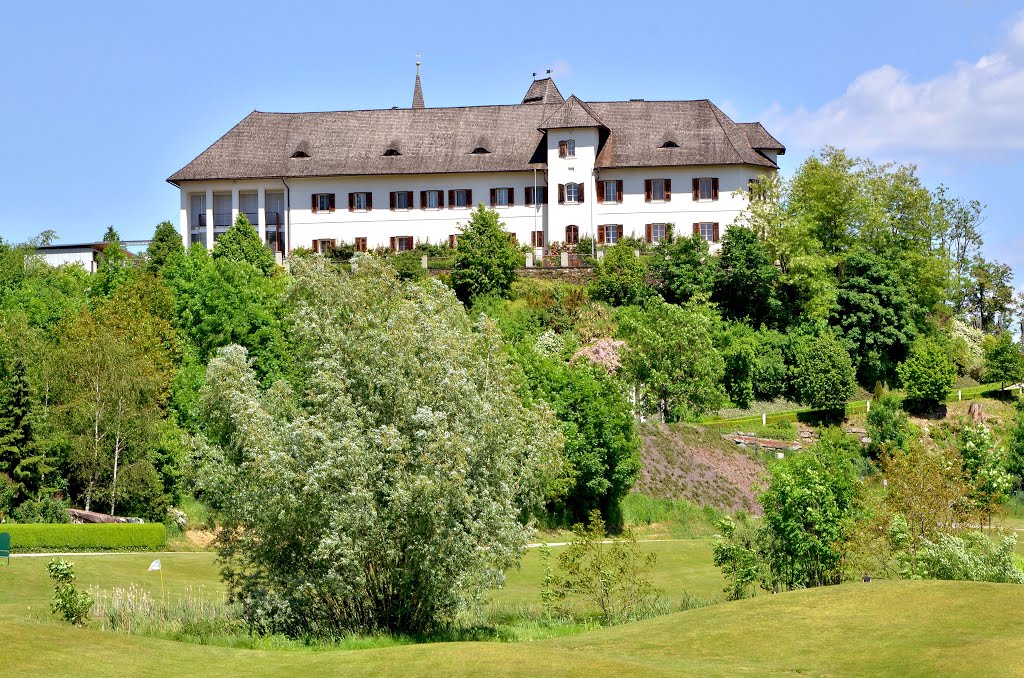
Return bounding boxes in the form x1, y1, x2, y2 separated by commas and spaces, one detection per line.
383, 148, 402, 156
291, 150, 310, 158
472, 147, 490, 154
558, 139, 576, 158
660, 140, 679, 148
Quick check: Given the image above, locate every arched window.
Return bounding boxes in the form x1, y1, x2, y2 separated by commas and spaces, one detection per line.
565, 225, 579, 245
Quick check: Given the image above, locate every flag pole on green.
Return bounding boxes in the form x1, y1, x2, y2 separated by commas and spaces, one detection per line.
148, 559, 164, 602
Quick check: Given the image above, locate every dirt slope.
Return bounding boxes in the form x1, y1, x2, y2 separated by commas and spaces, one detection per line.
635, 423, 766, 513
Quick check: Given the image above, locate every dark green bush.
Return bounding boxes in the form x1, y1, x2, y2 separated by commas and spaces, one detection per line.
2, 523, 167, 552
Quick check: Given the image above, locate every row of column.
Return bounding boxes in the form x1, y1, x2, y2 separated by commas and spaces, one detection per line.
180, 186, 283, 249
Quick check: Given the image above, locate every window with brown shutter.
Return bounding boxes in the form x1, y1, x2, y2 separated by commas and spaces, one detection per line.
565, 225, 579, 245
616, 180, 623, 202
558, 140, 567, 158
558, 184, 565, 204
348, 193, 356, 211
664, 179, 671, 202
525, 186, 534, 205
466, 189, 473, 206
692, 179, 700, 201
693, 222, 700, 236
713, 222, 720, 242
420, 190, 427, 209
311, 239, 319, 253
437, 190, 445, 208
490, 188, 497, 206
390, 192, 397, 210
311, 194, 318, 213
645, 224, 652, 243
644, 179, 652, 202
448, 190, 455, 208
578, 185, 584, 204
597, 181, 604, 204
712, 178, 719, 201
597, 224, 606, 244
365, 192, 373, 210
390, 236, 396, 250
355, 237, 367, 252
507, 188, 514, 207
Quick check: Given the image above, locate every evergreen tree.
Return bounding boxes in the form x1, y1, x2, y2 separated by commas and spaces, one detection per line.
0, 359, 40, 500
212, 214, 276, 276
450, 205, 522, 303
102, 226, 120, 242
146, 221, 185, 272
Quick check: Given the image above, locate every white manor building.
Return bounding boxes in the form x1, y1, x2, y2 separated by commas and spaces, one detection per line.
168, 72, 784, 255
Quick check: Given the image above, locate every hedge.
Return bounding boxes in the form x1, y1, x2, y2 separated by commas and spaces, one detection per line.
0, 523, 167, 553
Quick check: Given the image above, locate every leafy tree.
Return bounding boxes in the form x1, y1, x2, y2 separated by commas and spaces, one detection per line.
551, 510, 660, 624
519, 349, 641, 529
914, 530, 1024, 584
968, 257, 1014, 333
721, 327, 755, 409
618, 298, 726, 422
758, 431, 861, 590
714, 431, 862, 592
54, 306, 171, 515
162, 245, 287, 384
788, 147, 869, 254
48, 559, 93, 626
649, 233, 715, 304
712, 226, 781, 327
450, 205, 522, 303
146, 221, 185, 272
831, 248, 919, 386
983, 331, 1024, 388
212, 214, 276, 276
751, 329, 790, 401
198, 257, 562, 637
93, 239, 133, 298
932, 187, 984, 316
896, 339, 956, 412
589, 242, 651, 306
792, 332, 855, 410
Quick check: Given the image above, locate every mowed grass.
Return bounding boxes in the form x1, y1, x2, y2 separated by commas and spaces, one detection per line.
0, 541, 725, 623
3, 580, 1024, 676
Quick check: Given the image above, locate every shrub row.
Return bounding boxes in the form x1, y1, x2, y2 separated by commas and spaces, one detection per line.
0, 523, 167, 552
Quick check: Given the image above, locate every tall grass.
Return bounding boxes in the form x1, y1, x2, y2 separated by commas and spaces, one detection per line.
621, 494, 724, 538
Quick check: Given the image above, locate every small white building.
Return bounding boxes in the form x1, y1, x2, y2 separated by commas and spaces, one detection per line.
34, 242, 108, 272
168, 73, 784, 255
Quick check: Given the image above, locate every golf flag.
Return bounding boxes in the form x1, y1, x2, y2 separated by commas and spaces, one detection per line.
148, 559, 161, 572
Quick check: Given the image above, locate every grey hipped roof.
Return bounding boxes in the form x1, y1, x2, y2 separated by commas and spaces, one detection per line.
168, 80, 781, 183
737, 122, 786, 153
539, 96, 605, 130
521, 77, 564, 105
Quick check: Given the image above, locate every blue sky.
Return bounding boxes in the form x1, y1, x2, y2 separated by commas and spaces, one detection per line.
1, 1, 1022, 278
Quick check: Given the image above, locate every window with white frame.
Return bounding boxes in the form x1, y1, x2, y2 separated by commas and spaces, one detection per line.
354, 192, 368, 210
455, 189, 468, 208
426, 190, 440, 209
395, 235, 413, 251
651, 223, 667, 243
565, 182, 579, 204
699, 178, 714, 201
495, 187, 509, 207
651, 179, 666, 201
699, 222, 715, 242
317, 193, 332, 212
566, 139, 576, 158
395, 191, 409, 209
605, 225, 620, 244
603, 181, 617, 203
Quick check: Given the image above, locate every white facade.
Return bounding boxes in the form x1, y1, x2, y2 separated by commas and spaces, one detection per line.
175, 161, 773, 254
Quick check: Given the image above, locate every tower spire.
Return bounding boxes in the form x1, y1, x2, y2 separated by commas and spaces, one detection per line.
412, 53, 424, 109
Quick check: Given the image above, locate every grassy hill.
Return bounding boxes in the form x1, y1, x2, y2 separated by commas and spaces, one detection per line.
4, 580, 1024, 676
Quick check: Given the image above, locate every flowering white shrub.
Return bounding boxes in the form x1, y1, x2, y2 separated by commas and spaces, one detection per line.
198, 257, 562, 637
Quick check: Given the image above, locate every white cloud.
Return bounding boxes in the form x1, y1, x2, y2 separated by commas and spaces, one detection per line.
763, 13, 1024, 156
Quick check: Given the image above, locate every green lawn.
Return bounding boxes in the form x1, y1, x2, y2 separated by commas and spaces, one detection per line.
3, 580, 1024, 676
